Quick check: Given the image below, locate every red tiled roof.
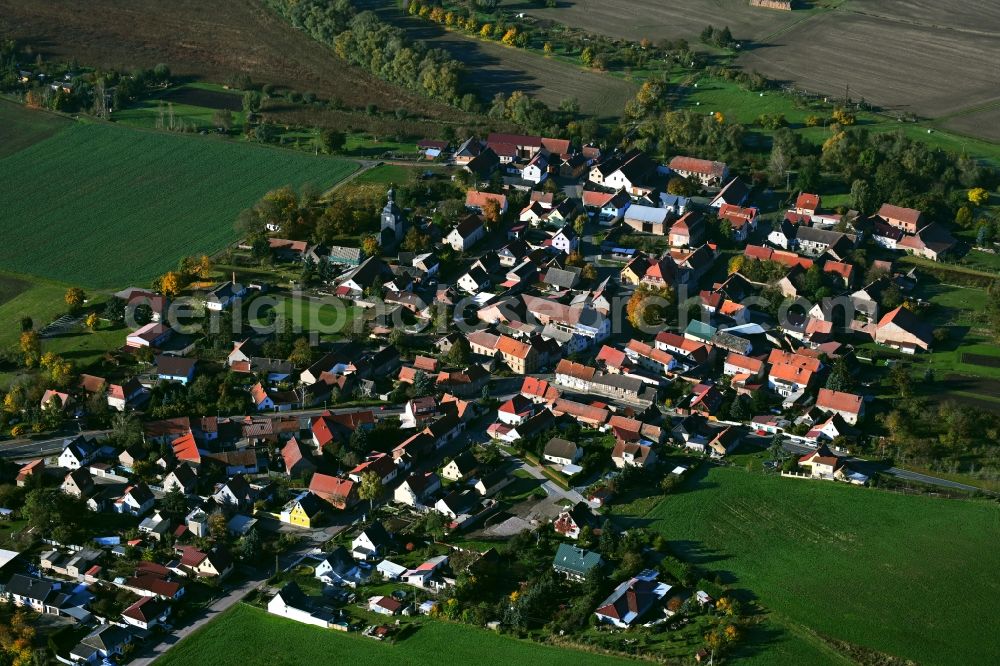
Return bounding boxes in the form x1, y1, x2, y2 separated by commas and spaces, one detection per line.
796, 192, 820, 211
669, 156, 727, 178
309, 473, 355, 506
725, 352, 763, 373
520, 376, 560, 402
171, 433, 200, 463
823, 260, 853, 280
816, 388, 863, 415
413, 355, 438, 372
466, 190, 508, 209
555, 359, 596, 381
596, 345, 629, 370
877, 203, 922, 227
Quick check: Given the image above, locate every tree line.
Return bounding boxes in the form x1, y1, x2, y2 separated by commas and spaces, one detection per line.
265, 0, 466, 105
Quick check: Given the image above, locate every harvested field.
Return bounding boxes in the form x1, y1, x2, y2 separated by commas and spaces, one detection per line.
0, 0, 469, 121
0, 99, 70, 157
938, 105, 1000, 144
358, 0, 637, 116
516, 0, 1000, 139
736, 0, 1000, 123
500, 0, 810, 43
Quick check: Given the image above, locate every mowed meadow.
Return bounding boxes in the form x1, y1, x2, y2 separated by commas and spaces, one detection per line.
618, 466, 1000, 665
157, 603, 635, 666
0, 108, 356, 289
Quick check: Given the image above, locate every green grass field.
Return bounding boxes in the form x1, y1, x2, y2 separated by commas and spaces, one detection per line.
157, 603, 635, 666
0, 111, 357, 289
679, 76, 1000, 167
617, 466, 1000, 665
247, 296, 363, 335
353, 163, 444, 185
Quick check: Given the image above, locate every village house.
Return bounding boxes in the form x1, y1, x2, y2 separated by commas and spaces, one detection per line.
280, 492, 326, 528
877, 203, 923, 234
623, 205, 670, 236
465, 190, 508, 214
669, 212, 705, 247
268, 582, 338, 629
543, 437, 582, 466
709, 177, 750, 209
352, 522, 391, 561
309, 473, 358, 511
553, 502, 596, 539
874, 306, 933, 353
767, 349, 821, 399
126, 321, 172, 349
59, 436, 98, 470
446, 214, 486, 252
611, 442, 657, 469
113, 483, 155, 516
442, 452, 479, 482
794, 192, 820, 216
668, 156, 729, 187
594, 570, 671, 628
394, 472, 441, 509
553, 544, 604, 581
816, 388, 865, 424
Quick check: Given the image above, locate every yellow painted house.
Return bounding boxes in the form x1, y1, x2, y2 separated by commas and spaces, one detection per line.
280, 492, 325, 528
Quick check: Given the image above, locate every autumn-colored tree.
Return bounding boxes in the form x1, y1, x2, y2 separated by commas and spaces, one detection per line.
969, 187, 990, 207
19, 331, 40, 368
723, 624, 741, 642
543, 42, 553, 55
41, 352, 74, 387
831, 107, 855, 125
727, 255, 745, 275
198, 254, 213, 279
501, 28, 518, 46
566, 251, 587, 268
160, 271, 182, 298
581, 264, 597, 281
955, 206, 973, 228
85, 312, 100, 331
361, 235, 380, 258
288, 337, 313, 367
580, 47, 594, 67
573, 214, 587, 237
0, 609, 35, 666
480, 23, 493, 38
626, 285, 674, 329
481, 198, 502, 231
64, 287, 85, 313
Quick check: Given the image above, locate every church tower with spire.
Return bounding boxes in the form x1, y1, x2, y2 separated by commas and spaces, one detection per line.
380, 185, 406, 246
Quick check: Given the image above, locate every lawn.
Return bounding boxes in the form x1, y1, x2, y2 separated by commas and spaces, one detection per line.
675, 75, 1000, 167
112, 83, 248, 133
0, 273, 72, 349
616, 465, 1000, 665
353, 163, 445, 185
0, 113, 358, 289
247, 296, 364, 337
156, 603, 636, 666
